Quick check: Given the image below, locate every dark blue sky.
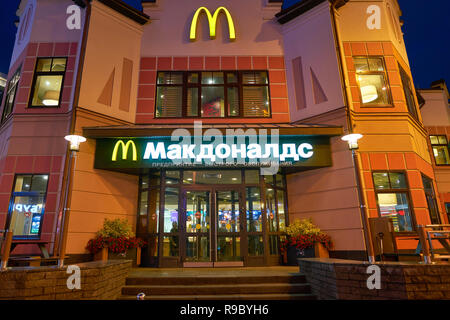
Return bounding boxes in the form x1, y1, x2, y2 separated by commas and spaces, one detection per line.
0, 0, 448, 89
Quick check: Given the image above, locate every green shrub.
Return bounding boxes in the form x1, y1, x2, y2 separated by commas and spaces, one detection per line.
286, 218, 322, 237
97, 218, 135, 239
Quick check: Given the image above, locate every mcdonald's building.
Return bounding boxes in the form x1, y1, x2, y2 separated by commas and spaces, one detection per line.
0, 0, 448, 268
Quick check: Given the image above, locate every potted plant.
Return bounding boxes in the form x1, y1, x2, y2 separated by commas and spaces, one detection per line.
86, 218, 146, 266
280, 218, 332, 266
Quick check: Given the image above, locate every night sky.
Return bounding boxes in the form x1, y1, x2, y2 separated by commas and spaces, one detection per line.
0, 0, 448, 89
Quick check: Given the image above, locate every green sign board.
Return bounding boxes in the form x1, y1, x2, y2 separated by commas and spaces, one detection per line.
94, 135, 333, 171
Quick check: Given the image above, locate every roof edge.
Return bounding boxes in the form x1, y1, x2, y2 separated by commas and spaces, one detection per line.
276, 0, 348, 25
97, 0, 150, 25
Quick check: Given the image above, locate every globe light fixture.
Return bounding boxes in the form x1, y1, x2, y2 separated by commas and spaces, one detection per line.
64, 135, 87, 152
342, 133, 363, 150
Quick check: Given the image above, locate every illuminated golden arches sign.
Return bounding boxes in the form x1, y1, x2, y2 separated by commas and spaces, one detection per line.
112, 140, 137, 161
190, 6, 236, 41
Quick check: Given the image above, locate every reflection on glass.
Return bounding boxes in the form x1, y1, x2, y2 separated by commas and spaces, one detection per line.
183, 171, 241, 184
433, 146, 450, 165
276, 174, 284, 187
156, 87, 182, 117
149, 171, 161, 186
186, 236, 210, 261
266, 188, 277, 232
139, 191, 148, 216
188, 88, 199, 116
217, 237, 240, 261
245, 170, 260, 184
186, 191, 210, 233
163, 236, 179, 257
148, 189, 160, 233
278, 191, 286, 232
227, 87, 239, 117
377, 193, 413, 232
246, 187, 262, 232
147, 234, 158, 257
248, 236, 264, 256
31, 75, 63, 107
201, 87, 224, 117
373, 173, 390, 190
10, 195, 45, 237
166, 171, 180, 185
216, 191, 240, 233
243, 86, 270, 117
163, 188, 179, 233
269, 235, 279, 255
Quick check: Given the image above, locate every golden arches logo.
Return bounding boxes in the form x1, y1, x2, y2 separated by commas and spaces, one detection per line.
190, 7, 236, 41
112, 140, 137, 162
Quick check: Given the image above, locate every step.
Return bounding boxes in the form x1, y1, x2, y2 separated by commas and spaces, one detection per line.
126, 274, 306, 286
119, 293, 317, 301
122, 283, 311, 296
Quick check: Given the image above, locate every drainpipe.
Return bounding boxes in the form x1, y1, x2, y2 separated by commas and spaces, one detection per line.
329, 0, 376, 263
54, 0, 92, 261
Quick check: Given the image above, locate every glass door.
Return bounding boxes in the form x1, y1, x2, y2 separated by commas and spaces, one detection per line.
215, 190, 242, 262
184, 190, 211, 262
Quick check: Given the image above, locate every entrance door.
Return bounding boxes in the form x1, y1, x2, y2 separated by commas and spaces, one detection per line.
181, 188, 244, 267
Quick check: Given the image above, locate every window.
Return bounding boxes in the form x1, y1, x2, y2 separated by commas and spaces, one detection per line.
373, 172, 414, 232
430, 135, 450, 165
155, 71, 271, 118
6, 175, 49, 239
354, 57, 391, 106
446, 203, 450, 224
422, 175, 441, 225
1, 67, 21, 123
399, 65, 419, 120
29, 57, 67, 108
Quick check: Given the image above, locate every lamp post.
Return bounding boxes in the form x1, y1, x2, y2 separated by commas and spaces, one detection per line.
342, 133, 376, 264
57, 135, 86, 268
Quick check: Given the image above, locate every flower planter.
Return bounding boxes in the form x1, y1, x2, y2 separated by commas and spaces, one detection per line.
283, 242, 329, 266
93, 247, 142, 266
94, 247, 108, 262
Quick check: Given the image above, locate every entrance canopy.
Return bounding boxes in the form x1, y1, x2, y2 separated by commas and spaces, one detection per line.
83, 123, 343, 174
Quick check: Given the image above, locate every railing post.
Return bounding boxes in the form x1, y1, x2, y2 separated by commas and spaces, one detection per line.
418, 225, 432, 264
1, 230, 13, 271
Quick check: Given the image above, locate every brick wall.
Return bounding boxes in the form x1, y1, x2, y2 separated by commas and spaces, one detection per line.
298, 258, 450, 300
0, 260, 131, 300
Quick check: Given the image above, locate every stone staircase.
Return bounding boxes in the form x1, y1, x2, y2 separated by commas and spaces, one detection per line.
119, 268, 316, 300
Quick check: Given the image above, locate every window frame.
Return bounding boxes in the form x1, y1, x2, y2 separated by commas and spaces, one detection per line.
1, 66, 22, 124
421, 174, 441, 225
398, 64, 420, 121
5, 174, 50, 240
154, 70, 272, 119
429, 135, 450, 166
372, 170, 417, 234
353, 56, 393, 108
28, 57, 68, 109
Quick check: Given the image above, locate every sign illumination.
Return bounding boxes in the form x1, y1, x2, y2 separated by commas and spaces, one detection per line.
190, 7, 236, 41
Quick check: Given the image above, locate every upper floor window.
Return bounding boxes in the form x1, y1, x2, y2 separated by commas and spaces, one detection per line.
1, 67, 21, 123
354, 57, 391, 106
398, 65, 419, 121
372, 172, 414, 232
6, 174, 49, 239
29, 57, 67, 108
421, 175, 441, 225
155, 71, 271, 118
430, 135, 450, 165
